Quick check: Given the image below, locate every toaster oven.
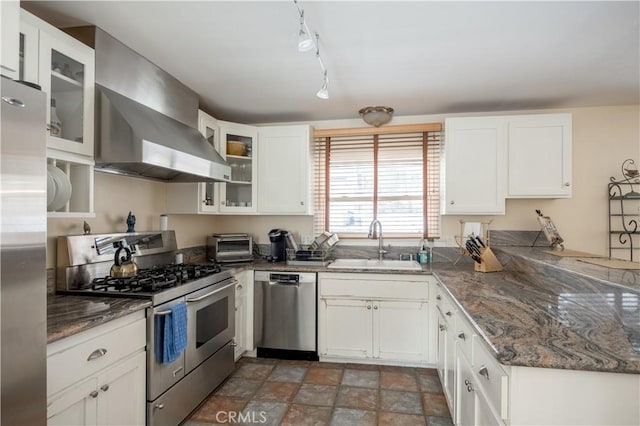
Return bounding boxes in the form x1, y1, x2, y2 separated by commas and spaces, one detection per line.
207, 233, 253, 263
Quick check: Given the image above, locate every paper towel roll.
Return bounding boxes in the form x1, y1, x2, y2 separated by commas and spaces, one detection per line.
160, 214, 168, 231
463, 222, 482, 238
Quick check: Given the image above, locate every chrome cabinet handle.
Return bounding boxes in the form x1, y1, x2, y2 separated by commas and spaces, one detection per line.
467, 385, 473, 392
237, 284, 243, 290
439, 324, 446, 331
450, 200, 455, 205
464, 379, 470, 386
173, 366, 183, 377
2, 97, 25, 107
445, 311, 453, 317
564, 182, 571, 187
373, 305, 378, 310
230, 340, 238, 347
87, 348, 107, 361
367, 305, 372, 310
100, 384, 109, 392
155, 403, 164, 410
436, 295, 441, 300
458, 332, 466, 341
478, 366, 490, 380
186, 281, 235, 303
89, 390, 99, 398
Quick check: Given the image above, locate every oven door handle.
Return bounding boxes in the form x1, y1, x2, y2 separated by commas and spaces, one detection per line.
155, 310, 172, 316
185, 280, 237, 303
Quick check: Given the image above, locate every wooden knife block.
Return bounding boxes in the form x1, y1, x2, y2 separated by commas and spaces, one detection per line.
474, 247, 503, 273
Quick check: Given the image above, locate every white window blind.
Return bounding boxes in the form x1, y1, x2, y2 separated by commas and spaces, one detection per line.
313, 126, 442, 239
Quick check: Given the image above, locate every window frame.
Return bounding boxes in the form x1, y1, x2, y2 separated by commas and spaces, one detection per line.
313, 123, 443, 240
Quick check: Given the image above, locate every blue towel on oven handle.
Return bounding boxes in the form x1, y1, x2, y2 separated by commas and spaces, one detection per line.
160, 302, 188, 364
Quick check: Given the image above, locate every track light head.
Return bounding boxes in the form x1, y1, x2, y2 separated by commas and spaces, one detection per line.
317, 73, 329, 99
298, 27, 314, 52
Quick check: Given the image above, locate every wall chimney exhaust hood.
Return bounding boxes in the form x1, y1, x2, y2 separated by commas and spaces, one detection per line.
66, 26, 231, 182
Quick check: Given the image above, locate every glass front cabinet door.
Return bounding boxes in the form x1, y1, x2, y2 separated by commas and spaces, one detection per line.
198, 111, 220, 213
218, 121, 258, 213
38, 30, 95, 157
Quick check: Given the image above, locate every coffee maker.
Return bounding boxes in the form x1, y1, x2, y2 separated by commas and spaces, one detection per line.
267, 229, 288, 262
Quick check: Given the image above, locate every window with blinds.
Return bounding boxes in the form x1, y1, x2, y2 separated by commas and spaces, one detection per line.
313, 125, 442, 239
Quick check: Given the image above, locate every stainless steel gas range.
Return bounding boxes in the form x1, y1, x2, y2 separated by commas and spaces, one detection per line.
57, 231, 236, 426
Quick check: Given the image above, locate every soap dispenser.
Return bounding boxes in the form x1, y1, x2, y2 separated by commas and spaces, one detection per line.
417, 239, 428, 264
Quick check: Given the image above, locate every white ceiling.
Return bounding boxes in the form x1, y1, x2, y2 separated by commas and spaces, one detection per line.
23, 1, 640, 124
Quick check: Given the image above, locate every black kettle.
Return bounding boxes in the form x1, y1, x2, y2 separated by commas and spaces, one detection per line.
110, 246, 138, 278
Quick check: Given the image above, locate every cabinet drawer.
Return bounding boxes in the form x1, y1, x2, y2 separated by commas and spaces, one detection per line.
320, 278, 428, 300
48, 315, 146, 396
473, 335, 509, 421
455, 315, 474, 360
436, 294, 456, 323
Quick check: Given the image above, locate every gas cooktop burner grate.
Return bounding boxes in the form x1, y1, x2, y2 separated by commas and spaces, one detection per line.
89, 263, 222, 294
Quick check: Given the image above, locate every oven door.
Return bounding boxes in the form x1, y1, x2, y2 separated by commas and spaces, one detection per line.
147, 297, 186, 401
185, 278, 236, 373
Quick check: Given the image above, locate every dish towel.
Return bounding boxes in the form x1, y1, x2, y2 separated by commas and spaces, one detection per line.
156, 302, 188, 364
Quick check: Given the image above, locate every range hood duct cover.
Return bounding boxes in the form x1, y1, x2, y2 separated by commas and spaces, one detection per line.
97, 85, 230, 182
67, 25, 231, 182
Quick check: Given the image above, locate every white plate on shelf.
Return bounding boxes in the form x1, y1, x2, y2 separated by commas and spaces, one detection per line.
48, 165, 72, 211
47, 171, 56, 208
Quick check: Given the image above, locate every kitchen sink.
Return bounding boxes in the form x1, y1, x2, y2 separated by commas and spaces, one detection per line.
327, 258, 423, 271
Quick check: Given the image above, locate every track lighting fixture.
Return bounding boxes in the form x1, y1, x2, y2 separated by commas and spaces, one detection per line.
317, 71, 329, 99
293, 0, 330, 100
297, 11, 314, 52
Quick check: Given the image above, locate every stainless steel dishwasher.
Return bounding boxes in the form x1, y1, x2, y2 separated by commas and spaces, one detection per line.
254, 271, 318, 360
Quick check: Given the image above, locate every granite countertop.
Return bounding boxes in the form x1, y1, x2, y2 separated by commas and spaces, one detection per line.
47, 247, 640, 374
434, 262, 640, 374
47, 295, 151, 344
494, 246, 640, 292
223, 258, 435, 274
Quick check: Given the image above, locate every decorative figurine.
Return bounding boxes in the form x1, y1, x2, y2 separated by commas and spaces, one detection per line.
83, 221, 91, 235
126, 211, 136, 233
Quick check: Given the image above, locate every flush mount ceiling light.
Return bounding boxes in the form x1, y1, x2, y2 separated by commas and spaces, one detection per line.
359, 106, 395, 127
293, 0, 330, 100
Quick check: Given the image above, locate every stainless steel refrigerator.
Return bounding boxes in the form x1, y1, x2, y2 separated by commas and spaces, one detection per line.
1, 77, 47, 424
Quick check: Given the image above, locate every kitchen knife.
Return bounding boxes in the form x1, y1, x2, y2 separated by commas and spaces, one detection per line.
465, 240, 481, 257
475, 236, 486, 248
468, 238, 481, 253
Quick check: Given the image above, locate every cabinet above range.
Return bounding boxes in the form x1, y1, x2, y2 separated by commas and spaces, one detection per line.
442, 113, 572, 215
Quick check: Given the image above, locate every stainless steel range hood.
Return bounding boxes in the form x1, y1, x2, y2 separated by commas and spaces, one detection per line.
67, 26, 230, 182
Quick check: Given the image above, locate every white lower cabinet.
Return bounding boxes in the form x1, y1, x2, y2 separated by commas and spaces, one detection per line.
436, 278, 640, 426
46, 312, 146, 426
233, 269, 254, 360
320, 298, 373, 359
318, 273, 432, 364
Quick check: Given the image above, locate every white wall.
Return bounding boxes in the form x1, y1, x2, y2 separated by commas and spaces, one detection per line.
47, 104, 639, 267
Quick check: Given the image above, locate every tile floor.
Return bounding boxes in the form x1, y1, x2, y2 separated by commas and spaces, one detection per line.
185, 357, 453, 426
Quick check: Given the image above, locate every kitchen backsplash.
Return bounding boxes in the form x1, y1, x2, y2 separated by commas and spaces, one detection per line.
489, 230, 551, 247
46, 233, 538, 295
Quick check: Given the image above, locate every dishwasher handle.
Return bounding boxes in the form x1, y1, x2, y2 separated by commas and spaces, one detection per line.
268, 273, 300, 284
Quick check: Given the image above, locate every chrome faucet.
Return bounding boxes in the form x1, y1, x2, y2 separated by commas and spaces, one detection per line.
368, 219, 387, 260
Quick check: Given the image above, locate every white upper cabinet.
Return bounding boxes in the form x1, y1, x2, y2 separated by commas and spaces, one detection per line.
443, 117, 507, 215
257, 125, 312, 214
21, 10, 95, 159
165, 110, 222, 215
218, 120, 258, 213
443, 113, 573, 215
20, 10, 95, 218
507, 114, 572, 198
1, 0, 20, 79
